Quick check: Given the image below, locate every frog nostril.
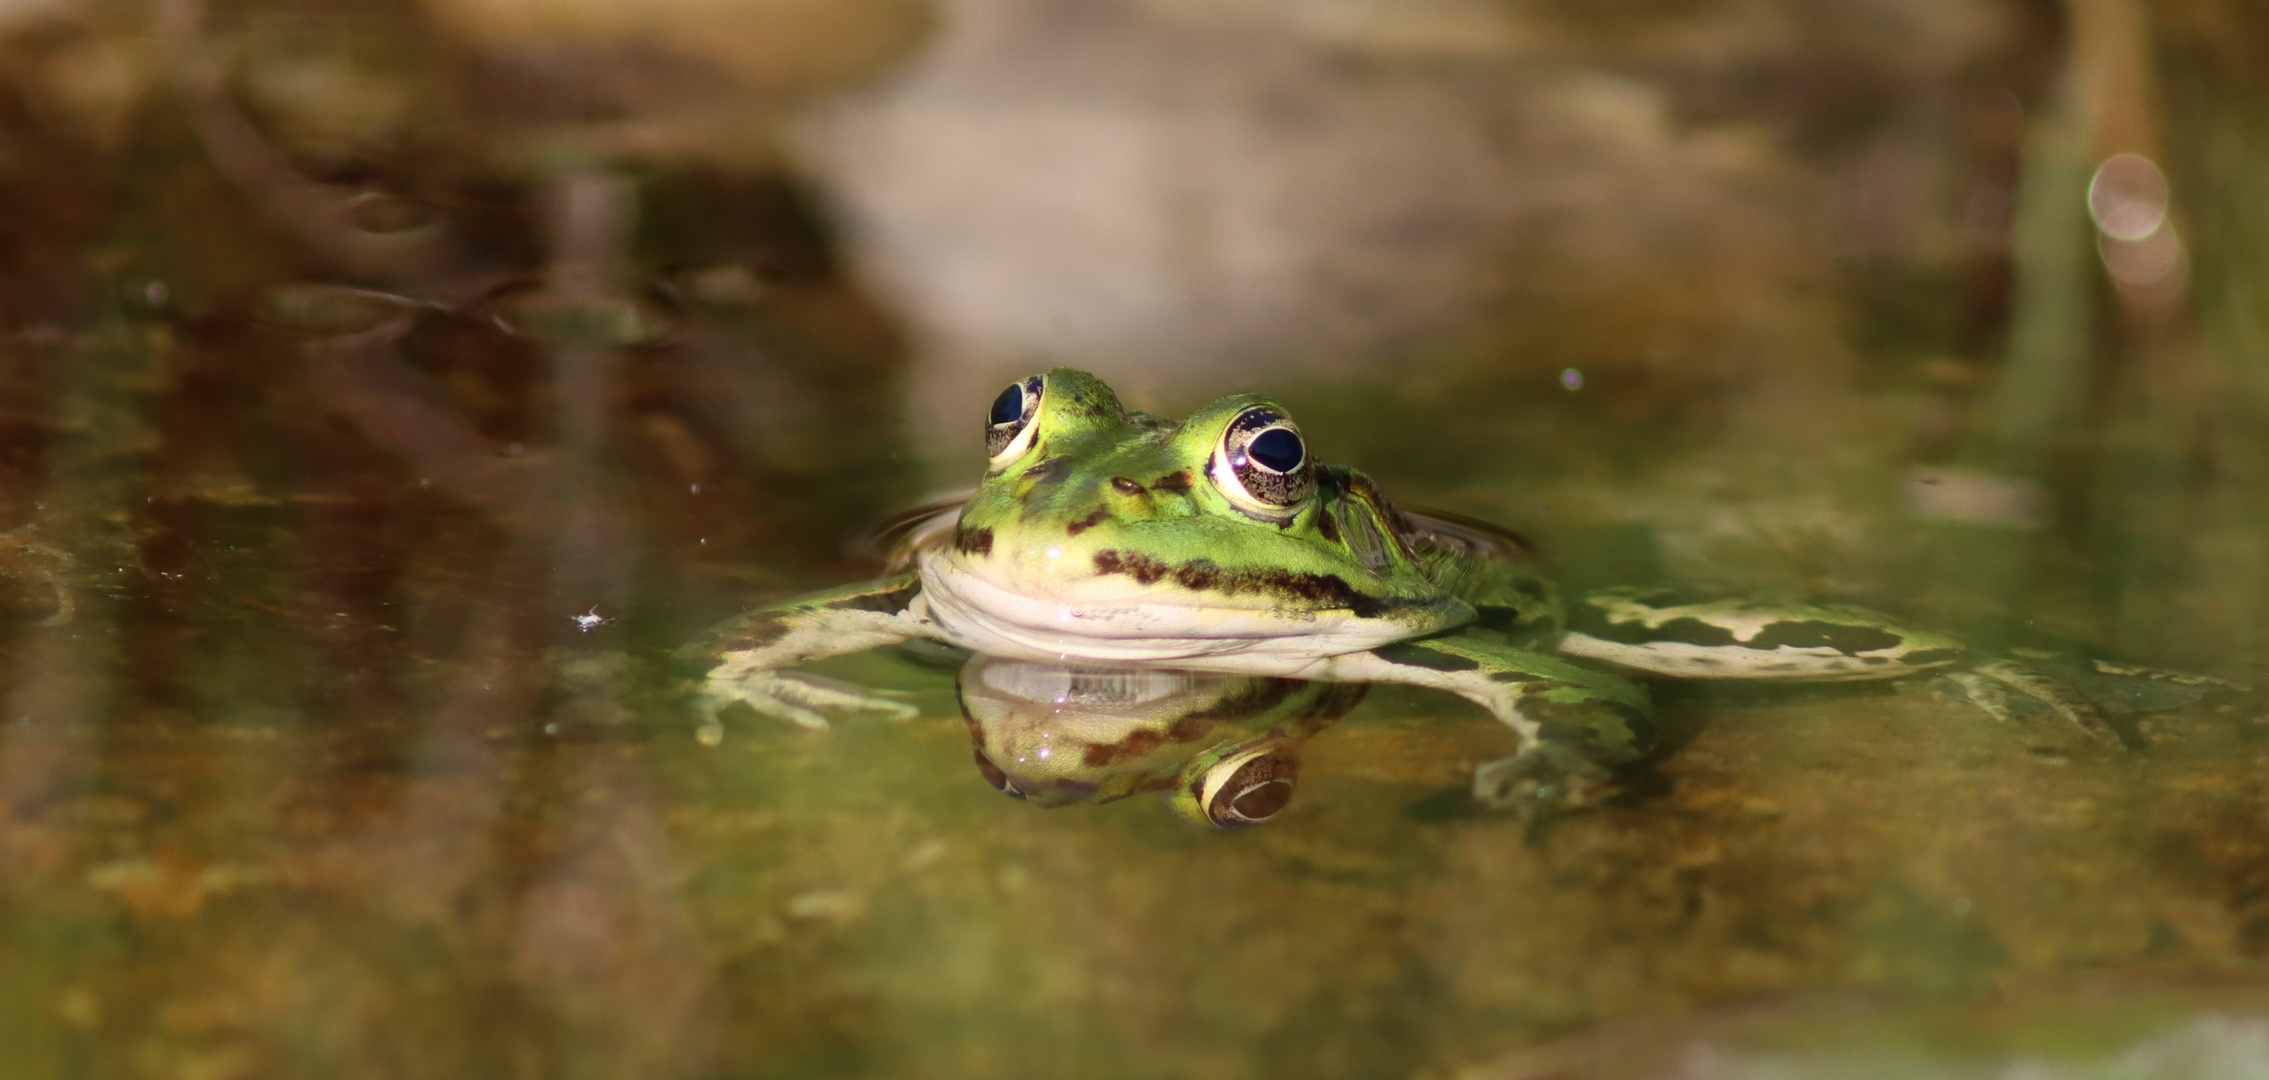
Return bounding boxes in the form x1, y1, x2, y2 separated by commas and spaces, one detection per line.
1110, 477, 1145, 496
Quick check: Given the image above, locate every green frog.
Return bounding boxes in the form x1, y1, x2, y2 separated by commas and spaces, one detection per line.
683, 368, 2237, 817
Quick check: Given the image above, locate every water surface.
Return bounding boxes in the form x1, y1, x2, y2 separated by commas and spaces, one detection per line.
2, 1, 2268, 1077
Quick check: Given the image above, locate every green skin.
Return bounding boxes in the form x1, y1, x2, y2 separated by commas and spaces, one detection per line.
683, 369, 2238, 818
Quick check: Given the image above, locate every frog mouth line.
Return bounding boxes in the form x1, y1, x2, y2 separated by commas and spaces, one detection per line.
917, 549, 1432, 668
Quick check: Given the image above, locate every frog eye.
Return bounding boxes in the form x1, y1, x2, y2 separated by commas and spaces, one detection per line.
986, 375, 1045, 463
1194, 743, 1299, 828
972, 746, 1027, 800
1210, 407, 1314, 516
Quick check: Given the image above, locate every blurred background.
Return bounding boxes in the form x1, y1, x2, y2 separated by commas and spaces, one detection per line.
1, 0, 2267, 1077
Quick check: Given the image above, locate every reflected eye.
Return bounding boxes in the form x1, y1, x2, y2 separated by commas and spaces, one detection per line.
1196, 744, 1299, 829
1210, 407, 1314, 516
985, 375, 1045, 463
972, 746, 1026, 800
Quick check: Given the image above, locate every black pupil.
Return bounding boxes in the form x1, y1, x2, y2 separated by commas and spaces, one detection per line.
989, 385, 1024, 427
1247, 428, 1304, 473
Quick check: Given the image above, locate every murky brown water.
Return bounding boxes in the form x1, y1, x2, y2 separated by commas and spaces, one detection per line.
3, 1, 2269, 1077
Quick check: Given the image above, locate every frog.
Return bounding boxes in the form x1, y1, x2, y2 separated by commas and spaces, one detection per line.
681, 368, 2242, 818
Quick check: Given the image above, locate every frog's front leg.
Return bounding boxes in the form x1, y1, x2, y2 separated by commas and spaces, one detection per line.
1315, 635, 1656, 815
677, 570, 939, 742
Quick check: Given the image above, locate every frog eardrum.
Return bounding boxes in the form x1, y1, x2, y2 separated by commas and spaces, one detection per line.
1211, 406, 1313, 515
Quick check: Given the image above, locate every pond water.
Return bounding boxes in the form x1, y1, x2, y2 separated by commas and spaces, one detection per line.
3, 1, 2269, 1078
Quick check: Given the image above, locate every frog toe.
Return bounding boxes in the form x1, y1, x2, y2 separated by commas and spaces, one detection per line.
696, 670, 922, 740
1472, 744, 1618, 815
1937, 669, 2020, 724
1967, 659, 2122, 748
769, 671, 923, 722
702, 677, 835, 732
695, 703, 728, 747
2085, 659, 2249, 695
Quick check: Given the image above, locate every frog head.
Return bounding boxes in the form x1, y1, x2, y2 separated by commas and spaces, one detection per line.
918, 369, 1471, 667
958, 656, 1365, 829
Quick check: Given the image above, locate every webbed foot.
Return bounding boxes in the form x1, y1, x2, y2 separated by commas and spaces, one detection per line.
1472, 743, 1619, 816
1940, 653, 2250, 749
1963, 658, 2120, 746
696, 662, 920, 745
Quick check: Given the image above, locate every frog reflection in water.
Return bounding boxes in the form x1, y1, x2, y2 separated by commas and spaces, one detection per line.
684, 369, 2239, 819
958, 656, 1367, 829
